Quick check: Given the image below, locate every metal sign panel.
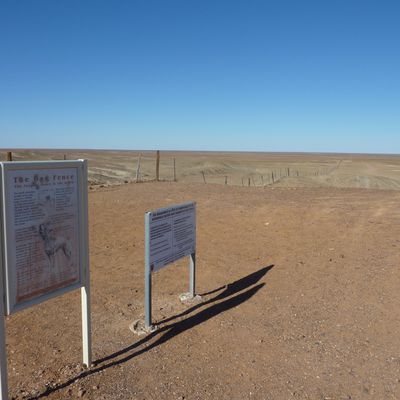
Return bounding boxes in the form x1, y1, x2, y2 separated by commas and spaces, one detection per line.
0, 161, 87, 315
147, 202, 196, 272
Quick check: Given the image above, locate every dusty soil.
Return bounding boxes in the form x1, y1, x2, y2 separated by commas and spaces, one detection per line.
5, 181, 400, 399
2, 149, 400, 190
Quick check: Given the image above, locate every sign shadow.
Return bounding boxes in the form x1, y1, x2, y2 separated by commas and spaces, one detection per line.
158, 264, 275, 325
30, 264, 274, 399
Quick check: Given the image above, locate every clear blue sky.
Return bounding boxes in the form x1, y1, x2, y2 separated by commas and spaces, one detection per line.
1, 1, 399, 153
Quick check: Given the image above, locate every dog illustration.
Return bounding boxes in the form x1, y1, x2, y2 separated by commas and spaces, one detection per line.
38, 223, 72, 270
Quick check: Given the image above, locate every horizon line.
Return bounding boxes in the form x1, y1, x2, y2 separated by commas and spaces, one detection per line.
1, 148, 400, 157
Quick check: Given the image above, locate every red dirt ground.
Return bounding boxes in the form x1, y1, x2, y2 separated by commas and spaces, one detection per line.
5, 182, 400, 399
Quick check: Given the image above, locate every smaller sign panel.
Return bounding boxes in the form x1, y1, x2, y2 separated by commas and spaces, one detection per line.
147, 202, 196, 272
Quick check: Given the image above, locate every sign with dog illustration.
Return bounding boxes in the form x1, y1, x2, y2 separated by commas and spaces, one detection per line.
0, 160, 91, 398
0, 161, 89, 315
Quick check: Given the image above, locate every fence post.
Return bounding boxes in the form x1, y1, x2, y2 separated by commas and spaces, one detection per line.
225, 176, 228, 185
201, 171, 206, 184
156, 150, 160, 181
136, 153, 142, 182
173, 158, 177, 182
6, 152, 12, 161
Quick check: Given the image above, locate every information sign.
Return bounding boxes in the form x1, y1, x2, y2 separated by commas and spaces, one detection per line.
1, 162, 86, 314
144, 202, 196, 328
0, 160, 91, 399
148, 202, 196, 271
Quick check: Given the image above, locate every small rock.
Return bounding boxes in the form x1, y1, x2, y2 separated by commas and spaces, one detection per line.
78, 388, 86, 397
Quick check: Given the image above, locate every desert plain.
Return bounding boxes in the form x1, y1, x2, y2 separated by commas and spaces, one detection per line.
1, 150, 400, 399
4, 149, 400, 190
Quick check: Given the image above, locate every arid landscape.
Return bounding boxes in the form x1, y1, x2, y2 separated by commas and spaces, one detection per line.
2, 150, 400, 399
3, 149, 400, 190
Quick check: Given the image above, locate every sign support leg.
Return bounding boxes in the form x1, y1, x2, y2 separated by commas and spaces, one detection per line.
145, 213, 152, 328
0, 302, 8, 400
0, 192, 8, 400
145, 267, 152, 328
81, 285, 92, 367
81, 160, 92, 367
189, 252, 196, 298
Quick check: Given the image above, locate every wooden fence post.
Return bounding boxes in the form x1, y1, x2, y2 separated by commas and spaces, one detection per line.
156, 150, 160, 181
6, 152, 12, 161
173, 158, 177, 182
225, 176, 228, 185
136, 153, 142, 182
63, 154, 67, 160
201, 171, 206, 183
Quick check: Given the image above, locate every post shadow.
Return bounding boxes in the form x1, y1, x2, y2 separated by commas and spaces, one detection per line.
29, 265, 274, 399
95, 264, 273, 365
158, 264, 275, 325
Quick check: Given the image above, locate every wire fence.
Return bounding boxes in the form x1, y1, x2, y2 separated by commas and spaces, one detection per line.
2, 150, 341, 188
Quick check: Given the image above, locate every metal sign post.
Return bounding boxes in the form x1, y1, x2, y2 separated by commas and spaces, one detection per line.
144, 212, 152, 328
80, 160, 92, 367
0, 312, 7, 400
0, 169, 8, 400
189, 252, 195, 298
144, 202, 196, 330
0, 263, 8, 400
